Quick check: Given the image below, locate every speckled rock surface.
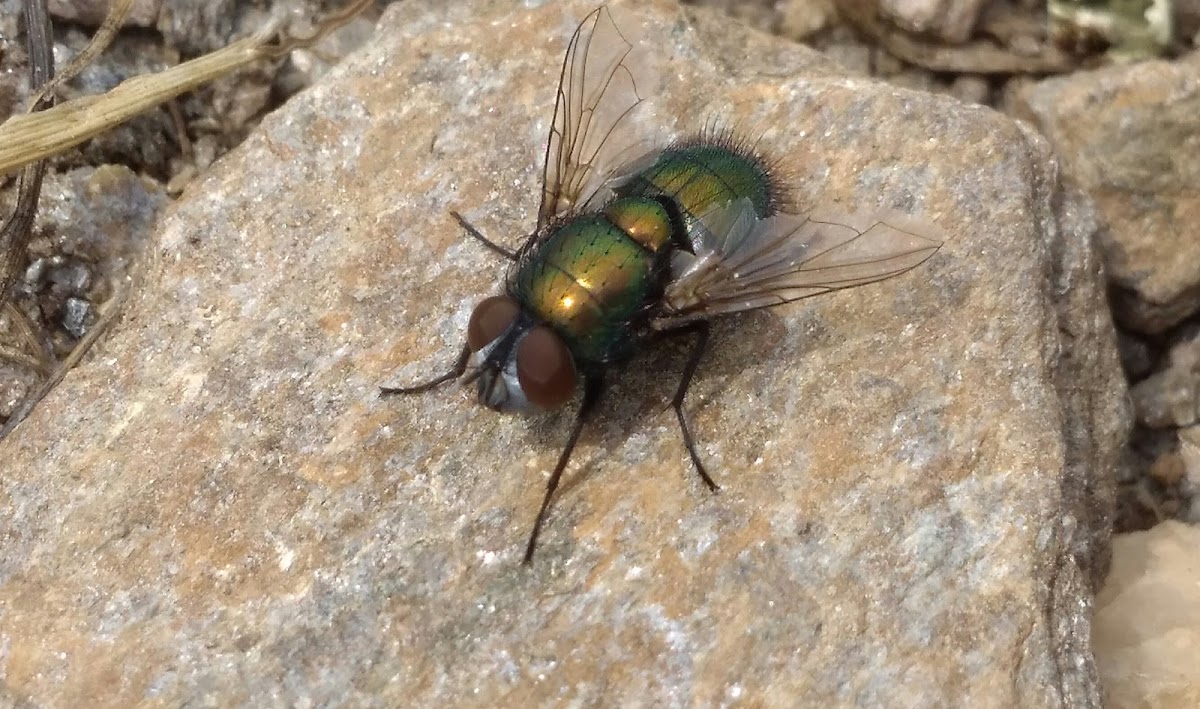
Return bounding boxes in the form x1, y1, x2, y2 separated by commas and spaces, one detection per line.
1014, 54, 1200, 335
0, 0, 1128, 704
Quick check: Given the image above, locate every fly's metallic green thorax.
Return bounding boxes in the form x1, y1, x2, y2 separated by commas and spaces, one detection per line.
510, 212, 662, 367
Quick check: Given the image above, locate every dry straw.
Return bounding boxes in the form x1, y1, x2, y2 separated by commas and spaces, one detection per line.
0, 0, 374, 177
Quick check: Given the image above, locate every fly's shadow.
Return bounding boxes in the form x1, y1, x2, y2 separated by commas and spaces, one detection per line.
543, 307, 813, 500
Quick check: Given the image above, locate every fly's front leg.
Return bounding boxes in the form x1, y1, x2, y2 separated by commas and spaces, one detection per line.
450, 210, 517, 261
666, 321, 719, 492
524, 375, 605, 564
383, 209, 509, 397
380, 343, 470, 396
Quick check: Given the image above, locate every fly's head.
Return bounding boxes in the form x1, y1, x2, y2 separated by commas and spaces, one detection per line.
466, 295, 577, 413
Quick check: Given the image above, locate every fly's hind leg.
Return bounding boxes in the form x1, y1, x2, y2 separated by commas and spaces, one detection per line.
380, 343, 470, 396
667, 321, 719, 492
450, 211, 518, 261
524, 375, 605, 564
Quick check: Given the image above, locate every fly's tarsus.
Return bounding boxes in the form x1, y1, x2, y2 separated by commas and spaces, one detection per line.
523, 375, 605, 564
450, 211, 517, 261
667, 320, 719, 493
380, 343, 470, 396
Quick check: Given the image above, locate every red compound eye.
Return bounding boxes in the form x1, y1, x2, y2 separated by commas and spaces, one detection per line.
467, 295, 520, 351
516, 326, 577, 408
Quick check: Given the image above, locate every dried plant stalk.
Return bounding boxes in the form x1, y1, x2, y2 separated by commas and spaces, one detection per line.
0, 0, 375, 178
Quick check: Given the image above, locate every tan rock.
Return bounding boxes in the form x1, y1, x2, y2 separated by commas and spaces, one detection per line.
1149, 452, 1187, 486
1095, 521, 1200, 708
779, 0, 837, 40
0, 0, 1128, 704
1015, 54, 1200, 334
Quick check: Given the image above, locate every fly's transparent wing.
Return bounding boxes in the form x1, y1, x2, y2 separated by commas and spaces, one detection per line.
577, 145, 664, 213
538, 6, 659, 228
654, 202, 943, 328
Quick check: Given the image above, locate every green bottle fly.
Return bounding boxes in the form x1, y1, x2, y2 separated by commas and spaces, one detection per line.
382, 6, 942, 563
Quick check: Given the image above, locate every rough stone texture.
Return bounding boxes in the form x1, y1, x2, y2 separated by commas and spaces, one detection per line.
878, 0, 988, 43
1130, 332, 1200, 429
1014, 54, 1200, 334
1178, 426, 1200, 521
0, 0, 1128, 705
0, 165, 166, 416
1095, 521, 1200, 708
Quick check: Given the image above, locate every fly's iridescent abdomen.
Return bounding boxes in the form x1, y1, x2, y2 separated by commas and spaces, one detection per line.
617, 140, 782, 233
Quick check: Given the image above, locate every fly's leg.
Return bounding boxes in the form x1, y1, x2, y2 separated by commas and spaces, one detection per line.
381, 210, 509, 397
450, 210, 517, 261
524, 375, 604, 564
668, 321, 719, 492
380, 343, 470, 396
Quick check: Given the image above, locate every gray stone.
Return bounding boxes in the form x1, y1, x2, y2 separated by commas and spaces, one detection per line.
879, 0, 988, 43
1130, 332, 1200, 428
1015, 54, 1200, 334
155, 0, 239, 55
949, 73, 990, 104
0, 165, 165, 404
0, 0, 1128, 705
0, 0, 25, 123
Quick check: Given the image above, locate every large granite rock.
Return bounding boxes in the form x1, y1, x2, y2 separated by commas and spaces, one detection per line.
0, 0, 1128, 704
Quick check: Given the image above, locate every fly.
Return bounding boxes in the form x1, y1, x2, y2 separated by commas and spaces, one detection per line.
382, 6, 942, 563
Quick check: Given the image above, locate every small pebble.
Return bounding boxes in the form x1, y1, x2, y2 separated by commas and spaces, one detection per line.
1149, 452, 1186, 486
